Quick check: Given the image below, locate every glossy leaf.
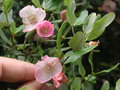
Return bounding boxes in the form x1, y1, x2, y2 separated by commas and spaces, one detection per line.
66, 0, 76, 25
70, 77, 81, 90
57, 21, 67, 56
64, 55, 81, 64
64, 0, 72, 6
95, 14, 101, 21
3, 0, 14, 12
25, 30, 36, 40
42, 0, 63, 11
0, 12, 7, 23
64, 44, 98, 64
85, 75, 96, 84
15, 25, 24, 34
116, 79, 120, 90
66, 44, 98, 57
74, 10, 88, 26
68, 31, 85, 51
101, 80, 110, 90
88, 51, 94, 73
83, 12, 96, 34
78, 57, 86, 78
0, 28, 12, 46
82, 81, 93, 90
95, 63, 120, 75
32, 0, 42, 8
8, 10, 14, 25
86, 13, 115, 41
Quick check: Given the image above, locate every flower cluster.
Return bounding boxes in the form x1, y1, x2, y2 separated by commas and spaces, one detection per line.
19, 5, 68, 88
19, 5, 54, 38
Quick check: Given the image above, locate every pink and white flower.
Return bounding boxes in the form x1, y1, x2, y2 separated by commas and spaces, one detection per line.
19, 5, 46, 32
35, 55, 62, 84
52, 72, 68, 88
36, 20, 54, 38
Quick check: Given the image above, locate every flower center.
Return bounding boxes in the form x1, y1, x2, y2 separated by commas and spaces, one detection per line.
44, 64, 52, 73
41, 26, 49, 34
28, 14, 37, 24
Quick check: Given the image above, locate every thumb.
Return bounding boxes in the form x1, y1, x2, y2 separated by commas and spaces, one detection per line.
17, 80, 56, 90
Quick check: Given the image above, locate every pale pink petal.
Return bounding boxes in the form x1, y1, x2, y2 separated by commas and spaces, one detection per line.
52, 72, 68, 88
35, 61, 54, 83
36, 21, 54, 38
50, 58, 62, 76
19, 5, 35, 18
23, 24, 36, 32
53, 78, 60, 88
35, 8, 46, 22
22, 18, 31, 25
35, 56, 62, 84
41, 55, 50, 61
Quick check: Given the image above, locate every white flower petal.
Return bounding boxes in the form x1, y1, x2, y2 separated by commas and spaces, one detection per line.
19, 5, 36, 18
35, 8, 46, 22
35, 61, 54, 83
23, 24, 36, 32
22, 18, 31, 25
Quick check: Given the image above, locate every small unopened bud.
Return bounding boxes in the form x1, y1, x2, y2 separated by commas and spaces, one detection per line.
60, 10, 67, 21
89, 41, 99, 46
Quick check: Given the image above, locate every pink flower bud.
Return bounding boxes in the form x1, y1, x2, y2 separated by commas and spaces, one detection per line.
52, 72, 68, 88
35, 55, 62, 84
60, 10, 67, 21
89, 41, 99, 46
36, 21, 54, 38
101, 0, 116, 13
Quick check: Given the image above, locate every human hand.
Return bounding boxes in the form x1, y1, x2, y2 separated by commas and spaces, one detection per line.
0, 57, 55, 90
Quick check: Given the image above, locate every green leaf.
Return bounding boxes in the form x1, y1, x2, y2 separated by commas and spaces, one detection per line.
60, 84, 68, 90
85, 75, 96, 84
82, 81, 93, 90
0, 28, 12, 46
18, 85, 28, 90
64, 55, 81, 64
78, 57, 86, 78
74, 10, 88, 26
3, 0, 14, 12
57, 21, 67, 56
42, 0, 63, 11
15, 25, 24, 34
0, 12, 7, 23
101, 80, 110, 90
67, 44, 98, 57
95, 14, 101, 21
70, 77, 81, 90
66, 0, 76, 25
8, 10, 14, 24
116, 79, 120, 90
0, 0, 2, 3
25, 30, 36, 40
86, 12, 115, 41
64, 44, 98, 64
88, 51, 94, 73
95, 63, 120, 75
68, 31, 85, 51
32, 0, 42, 8
83, 12, 96, 34
64, 0, 72, 6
